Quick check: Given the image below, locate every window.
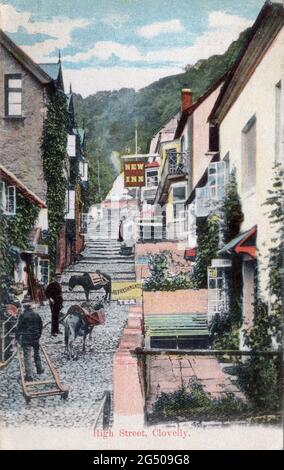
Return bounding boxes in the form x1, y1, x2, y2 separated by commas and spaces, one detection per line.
173, 202, 185, 220
67, 134, 76, 157
5, 74, 22, 116
0, 181, 16, 215
209, 124, 219, 152
173, 185, 186, 224
146, 170, 158, 187
208, 160, 229, 200
65, 190, 75, 219
275, 81, 283, 165
180, 136, 185, 154
173, 185, 186, 201
242, 116, 256, 192
39, 259, 49, 285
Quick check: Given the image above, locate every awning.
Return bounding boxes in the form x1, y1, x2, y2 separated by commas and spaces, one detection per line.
145, 313, 208, 337
218, 225, 257, 259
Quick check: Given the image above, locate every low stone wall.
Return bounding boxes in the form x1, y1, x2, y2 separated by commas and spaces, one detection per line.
143, 289, 208, 315
113, 304, 145, 426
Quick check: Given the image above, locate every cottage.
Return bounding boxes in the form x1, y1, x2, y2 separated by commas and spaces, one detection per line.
209, 1, 284, 346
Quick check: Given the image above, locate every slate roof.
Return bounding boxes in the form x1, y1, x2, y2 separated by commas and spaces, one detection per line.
0, 164, 46, 208
38, 62, 61, 81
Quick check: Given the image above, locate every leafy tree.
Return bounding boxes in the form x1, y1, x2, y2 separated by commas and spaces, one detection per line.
143, 252, 193, 291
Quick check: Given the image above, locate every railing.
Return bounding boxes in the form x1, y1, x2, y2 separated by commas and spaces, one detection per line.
0, 314, 17, 364
136, 216, 190, 242
157, 151, 187, 203
93, 390, 112, 431
167, 150, 187, 176
167, 218, 188, 241
136, 216, 166, 242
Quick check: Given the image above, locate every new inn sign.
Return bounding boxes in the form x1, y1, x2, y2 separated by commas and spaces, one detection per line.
124, 161, 145, 187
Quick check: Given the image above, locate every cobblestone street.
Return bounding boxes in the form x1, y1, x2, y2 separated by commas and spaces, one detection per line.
0, 218, 134, 428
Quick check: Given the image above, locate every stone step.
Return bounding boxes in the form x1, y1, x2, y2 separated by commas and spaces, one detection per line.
80, 256, 134, 262
62, 268, 135, 278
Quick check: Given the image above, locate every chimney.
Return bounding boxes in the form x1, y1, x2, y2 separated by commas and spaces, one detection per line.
181, 88, 193, 112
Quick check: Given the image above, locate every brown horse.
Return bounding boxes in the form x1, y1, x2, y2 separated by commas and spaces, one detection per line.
68, 272, 112, 302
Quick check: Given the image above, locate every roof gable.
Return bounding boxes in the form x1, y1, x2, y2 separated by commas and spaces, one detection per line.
0, 29, 52, 85
209, 2, 284, 124
0, 164, 46, 208
175, 73, 227, 139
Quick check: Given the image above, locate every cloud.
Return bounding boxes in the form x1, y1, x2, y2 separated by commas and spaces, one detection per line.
63, 10, 252, 68
64, 41, 143, 63
137, 19, 184, 39
63, 66, 181, 96
208, 10, 252, 30
0, 4, 91, 61
142, 10, 253, 65
102, 13, 130, 29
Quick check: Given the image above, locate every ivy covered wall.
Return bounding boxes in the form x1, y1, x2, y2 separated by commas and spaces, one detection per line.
191, 214, 219, 289
42, 90, 69, 279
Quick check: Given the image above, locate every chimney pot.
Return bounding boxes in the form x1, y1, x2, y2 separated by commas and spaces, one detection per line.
181, 88, 193, 112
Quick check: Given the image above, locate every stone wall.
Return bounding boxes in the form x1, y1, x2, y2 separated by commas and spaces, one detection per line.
113, 304, 145, 426
0, 44, 47, 201
143, 289, 208, 315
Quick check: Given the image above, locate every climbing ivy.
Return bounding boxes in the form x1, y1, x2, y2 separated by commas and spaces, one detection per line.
42, 90, 69, 279
211, 173, 244, 349
6, 192, 39, 250
191, 214, 219, 289
0, 207, 13, 304
239, 269, 281, 411
264, 163, 284, 345
238, 167, 284, 411
0, 192, 39, 305
221, 171, 244, 245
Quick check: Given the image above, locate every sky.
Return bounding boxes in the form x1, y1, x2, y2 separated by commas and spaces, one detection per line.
0, 0, 266, 96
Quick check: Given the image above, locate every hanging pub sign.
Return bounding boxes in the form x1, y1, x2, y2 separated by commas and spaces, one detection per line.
124, 161, 145, 187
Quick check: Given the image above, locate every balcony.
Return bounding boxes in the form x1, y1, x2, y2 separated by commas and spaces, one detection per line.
156, 151, 187, 205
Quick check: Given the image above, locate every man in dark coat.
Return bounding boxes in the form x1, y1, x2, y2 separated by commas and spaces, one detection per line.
45, 274, 63, 336
16, 299, 44, 382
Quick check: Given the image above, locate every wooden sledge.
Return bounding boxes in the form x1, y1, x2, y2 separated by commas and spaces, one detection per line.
17, 343, 69, 404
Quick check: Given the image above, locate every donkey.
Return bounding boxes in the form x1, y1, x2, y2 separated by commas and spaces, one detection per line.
68, 271, 112, 302
64, 302, 104, 359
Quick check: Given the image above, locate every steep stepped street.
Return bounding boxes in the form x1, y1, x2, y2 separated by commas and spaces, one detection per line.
0, 205, 132, 428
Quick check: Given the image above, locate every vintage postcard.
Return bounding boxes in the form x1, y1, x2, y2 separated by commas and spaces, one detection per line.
0, 0, 283, 451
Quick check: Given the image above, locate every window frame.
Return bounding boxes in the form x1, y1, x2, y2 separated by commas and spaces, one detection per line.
1, 181, 16, 215
5, 74, 22, 117
146, 169, 158, 187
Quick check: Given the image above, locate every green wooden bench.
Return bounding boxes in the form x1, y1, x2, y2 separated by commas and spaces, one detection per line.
145, 313, 209, 337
